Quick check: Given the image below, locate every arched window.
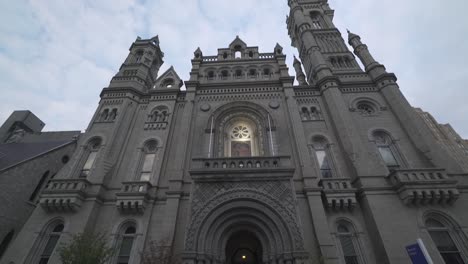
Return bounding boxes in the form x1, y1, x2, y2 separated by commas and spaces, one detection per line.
310, 12, 324, 29
148, 106, 169, 123
310, 107, 321, 120
372, 131, 400, 168
109, 108, 118, 121
248, 69, 257, 78
229, 123, 255, 157
0, 230, 14, 258
221, 70, 229, 80
357, 102, 375, 115
38, 223, 64, 264
100, 109, 109, 122
301, 107, 311, 121
336, 221, 363, 264
426, 217, 467, 264
80, 138, 102, 178
162, 78, 174, 88
117, 224, 136, 264
29, 171, 50, 203
262, 68, 271, 78
139, 140, 158, 181
312, 136, 334, 178
207, 71, 215, 80
234, 69, 243, 79
135, 50, 144, 63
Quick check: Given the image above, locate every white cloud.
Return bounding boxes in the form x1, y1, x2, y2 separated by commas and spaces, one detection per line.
0, 0, 466, 138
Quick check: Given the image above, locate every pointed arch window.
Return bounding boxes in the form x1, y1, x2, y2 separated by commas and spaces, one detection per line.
100, 109, 109, 121
139, 140, 158, 181
80, 138, 102, 178
336, 222, 364, 264
372, 131, 400, 168
234, 69, 243, 79
117, 225, 136, 264
38, 223, 64, 264
310, 12, 325, 29
229, 123, 254, 157
426, 218, 467, 264
312, 136, 334, 178
135, 50, 144, 63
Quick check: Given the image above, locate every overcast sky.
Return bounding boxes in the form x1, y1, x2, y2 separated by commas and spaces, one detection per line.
0, 0, 467, 138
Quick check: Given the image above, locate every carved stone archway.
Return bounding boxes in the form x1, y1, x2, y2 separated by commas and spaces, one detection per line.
183, 182, 309, 264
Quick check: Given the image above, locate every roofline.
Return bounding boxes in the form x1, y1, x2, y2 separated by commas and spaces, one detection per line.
0, 140, 77, 173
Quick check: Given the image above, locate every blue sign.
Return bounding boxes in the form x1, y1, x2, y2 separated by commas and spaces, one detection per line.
406, 243, 429, 264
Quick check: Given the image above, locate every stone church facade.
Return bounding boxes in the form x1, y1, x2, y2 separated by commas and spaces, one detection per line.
2, 0, 468, 264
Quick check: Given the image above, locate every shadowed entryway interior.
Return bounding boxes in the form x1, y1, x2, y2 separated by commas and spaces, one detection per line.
225, 231, 262, 264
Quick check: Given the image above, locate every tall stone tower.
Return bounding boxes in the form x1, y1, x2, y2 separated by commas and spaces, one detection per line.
2, 2, 468, 264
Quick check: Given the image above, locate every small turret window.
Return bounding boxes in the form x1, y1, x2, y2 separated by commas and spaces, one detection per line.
235, 69, 243, 79
249, 69, 257, 78
310, 12, 324, 29
207, 71, 215, 80
162, 79, 174, 88
135, 50, 144, 63
221, 70, 229, 80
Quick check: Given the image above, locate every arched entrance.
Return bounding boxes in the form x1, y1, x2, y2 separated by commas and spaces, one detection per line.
225, 231, 262, 264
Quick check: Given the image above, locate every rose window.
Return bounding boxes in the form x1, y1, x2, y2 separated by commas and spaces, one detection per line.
231, 126, 251, 140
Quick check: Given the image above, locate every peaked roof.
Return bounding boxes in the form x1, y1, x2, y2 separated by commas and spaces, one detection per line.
154, 66, 183, 89
0, 140, 74, 171
229, 36, 247, 49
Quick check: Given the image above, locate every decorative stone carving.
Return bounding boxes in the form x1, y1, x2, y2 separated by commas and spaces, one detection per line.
185, 181, 305, 253
269, 100, 280, 109
200, 103, 211, 112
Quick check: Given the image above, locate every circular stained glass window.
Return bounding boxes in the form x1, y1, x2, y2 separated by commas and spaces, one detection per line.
231, 126, 250, 139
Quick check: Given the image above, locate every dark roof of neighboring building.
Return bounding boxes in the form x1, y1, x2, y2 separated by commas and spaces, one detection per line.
0, 140, 75, 171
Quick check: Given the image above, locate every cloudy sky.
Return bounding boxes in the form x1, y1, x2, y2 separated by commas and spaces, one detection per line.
0, 0, 467, 138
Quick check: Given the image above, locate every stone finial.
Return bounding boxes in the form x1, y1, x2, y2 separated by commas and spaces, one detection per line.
274, 43, 283, 55
346, 29, 360, 45
194, 47, 203, 59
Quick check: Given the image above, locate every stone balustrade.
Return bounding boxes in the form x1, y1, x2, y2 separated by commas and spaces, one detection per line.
387, 168, 459, 205
116, 181, 152, 214
190, 156, 295, 179
39, 179, 89, 212
319, 178, 356, 210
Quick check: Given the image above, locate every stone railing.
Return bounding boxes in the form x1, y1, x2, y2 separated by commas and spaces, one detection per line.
319, 178, 356, 210
202, 56, 218, 62
116, 181, 152, 214
190, 156, 295, 179
39, 179, 89, 212
387, 168, 459, 205
144, 121, 168, 130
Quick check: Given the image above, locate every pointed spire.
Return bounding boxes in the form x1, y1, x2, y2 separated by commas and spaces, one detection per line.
150, 35, 160, 45
194, 47, 203, 59
274, 43, 283, 55
346, 29, 360, 44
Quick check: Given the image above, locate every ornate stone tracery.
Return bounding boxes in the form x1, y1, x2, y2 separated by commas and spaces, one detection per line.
184, 181, 308, 263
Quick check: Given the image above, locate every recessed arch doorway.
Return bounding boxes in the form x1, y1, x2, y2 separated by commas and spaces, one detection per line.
226, 231, 262, 264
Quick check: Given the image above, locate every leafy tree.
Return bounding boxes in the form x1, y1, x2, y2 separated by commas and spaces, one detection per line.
58, 231, 114, 264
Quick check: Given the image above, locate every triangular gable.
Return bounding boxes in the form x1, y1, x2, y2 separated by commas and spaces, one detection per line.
229, 36, 247, 50
154, 66, 183, 90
